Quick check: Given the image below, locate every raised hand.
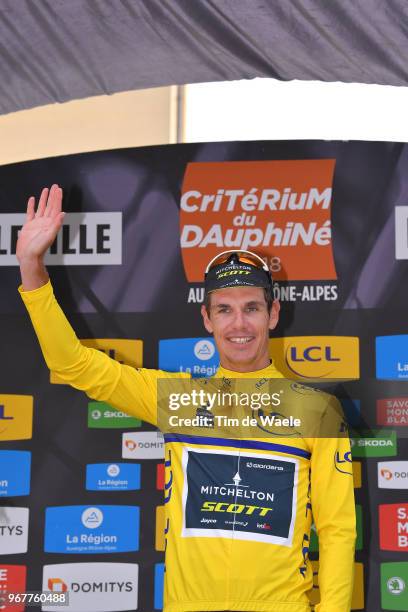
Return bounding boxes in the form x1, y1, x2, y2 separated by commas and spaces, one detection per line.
17, 184, 65, 290
16, 184, 65, 263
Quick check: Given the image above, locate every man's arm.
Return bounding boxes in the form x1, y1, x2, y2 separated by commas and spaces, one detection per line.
309, 398, 357, 612
17, 185, 158, 425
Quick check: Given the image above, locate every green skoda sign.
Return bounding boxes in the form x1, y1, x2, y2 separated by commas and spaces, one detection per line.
350, 429, 397, 458
381, 563, 408, 610
87, 402, 141, 429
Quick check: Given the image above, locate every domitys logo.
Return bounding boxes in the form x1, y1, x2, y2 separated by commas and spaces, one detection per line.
180, 159, 337, 282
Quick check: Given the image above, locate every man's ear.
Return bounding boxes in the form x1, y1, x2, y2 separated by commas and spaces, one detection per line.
201, 304, 213, 334
268, 299, 280, 331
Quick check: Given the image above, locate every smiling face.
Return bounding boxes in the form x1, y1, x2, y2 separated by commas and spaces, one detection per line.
201, 287, 280, 373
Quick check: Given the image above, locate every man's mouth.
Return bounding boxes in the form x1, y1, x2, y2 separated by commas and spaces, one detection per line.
227, 336, 254, 344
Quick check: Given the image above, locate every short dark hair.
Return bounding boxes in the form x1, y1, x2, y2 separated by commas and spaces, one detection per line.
204, 287, 274, 317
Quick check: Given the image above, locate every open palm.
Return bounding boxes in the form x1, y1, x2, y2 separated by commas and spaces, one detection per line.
16, 184, 65, 261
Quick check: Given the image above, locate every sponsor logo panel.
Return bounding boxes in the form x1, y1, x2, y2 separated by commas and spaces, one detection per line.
379, 503, 408, 551
155, 506, 165, 552
0, 565, 26, 612
180, 159, 337, 281
182, 448, 298, 545
0, 212, 122, 266
269, 336, 359, 379
376, 335, 408, 380
42, 563, 138, 612
350, 430, 397, 458
44, 506, 139, 554
122, 432, 164, 460
87, 402, 141, 429
308, 560, 364, 610
158, 338, 219, 378
0, 396, 33, 441
381, 562, 408, 611
395, 206, 408, 260
378, 462, 408, 489
0, 508, 29, 555
86, 463, 141, 491
0, 451, 31, 497
51, 339, 142, 384
377, 398, 408, 426
154, 564, 164, 610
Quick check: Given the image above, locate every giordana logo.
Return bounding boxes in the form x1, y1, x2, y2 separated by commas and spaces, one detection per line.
122, 432, 164, 459
158, 338, 219, 377
379, 503, 408, 551
269, 336, 359, 379
87, 402, 141, 429
0, 507, 29, 554
193, 339, 215, 361
381, 563, 408, 609
52, 340, 142, 385
0, 212, 122, 265
377, 398, 408, 426
42, 563, 138, 612
180, 159, 337, 282
0, 396, 33, 441
395, 206, 408, 259
0, 451, 31, 496
81, 507, 103, 529
0, 565, 26, 612
378, 462, 408, 489
86, 463, 141, 491
44, 505, 139, 554
376, 335, 408, 380
350, 430, 397, 458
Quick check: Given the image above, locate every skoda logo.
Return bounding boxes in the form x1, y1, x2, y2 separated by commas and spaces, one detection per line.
387, 576, 405, 595
91, 409, 102, 420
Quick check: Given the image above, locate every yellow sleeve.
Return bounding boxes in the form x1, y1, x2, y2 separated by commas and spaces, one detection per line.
18, 279, 164, 425
309, 398, 357, 612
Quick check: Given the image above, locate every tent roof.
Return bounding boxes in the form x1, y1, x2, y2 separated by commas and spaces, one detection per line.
2, 0, 408, 115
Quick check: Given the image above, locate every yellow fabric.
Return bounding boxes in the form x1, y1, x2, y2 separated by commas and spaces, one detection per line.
19, 280, 356, 612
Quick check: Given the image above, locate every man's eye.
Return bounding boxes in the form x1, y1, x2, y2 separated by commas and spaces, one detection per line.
246, 306, 258, 312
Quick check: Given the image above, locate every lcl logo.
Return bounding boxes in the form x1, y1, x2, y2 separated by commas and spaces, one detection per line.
269, 336, 360, 379
289, 346, 340, 362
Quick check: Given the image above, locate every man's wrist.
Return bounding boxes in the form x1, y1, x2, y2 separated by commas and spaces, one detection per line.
19, 257, 49, 291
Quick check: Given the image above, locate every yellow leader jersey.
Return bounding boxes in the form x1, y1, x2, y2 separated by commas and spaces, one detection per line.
19, 280, 356, 612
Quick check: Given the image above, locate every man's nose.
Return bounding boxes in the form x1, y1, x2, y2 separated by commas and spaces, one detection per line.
232, 309, 247, 328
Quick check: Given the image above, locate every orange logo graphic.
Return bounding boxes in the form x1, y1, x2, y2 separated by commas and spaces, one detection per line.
180, 159, 337, 281
48, 578, 68, 592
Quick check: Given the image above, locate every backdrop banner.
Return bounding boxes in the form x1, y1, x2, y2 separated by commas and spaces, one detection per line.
1, 140, 408, 612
